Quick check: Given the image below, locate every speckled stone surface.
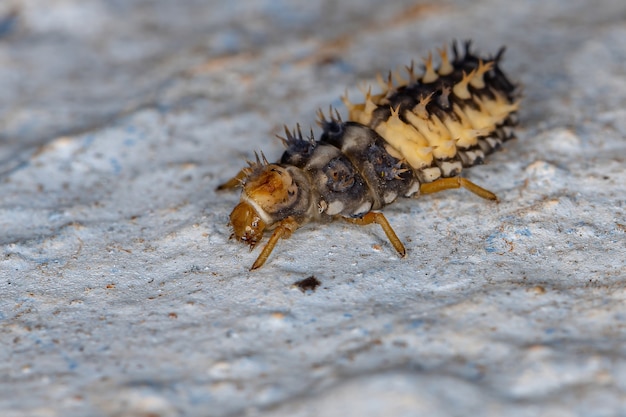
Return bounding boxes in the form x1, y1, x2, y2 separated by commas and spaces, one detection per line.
1, 1, 625, 416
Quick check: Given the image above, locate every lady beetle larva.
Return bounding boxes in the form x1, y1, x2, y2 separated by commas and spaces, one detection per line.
218, 41, 519, 270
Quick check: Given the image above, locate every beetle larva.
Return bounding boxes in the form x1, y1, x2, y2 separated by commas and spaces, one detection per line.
218, 41, 519, 270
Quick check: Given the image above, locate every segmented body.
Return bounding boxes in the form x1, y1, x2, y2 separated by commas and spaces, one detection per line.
219, 41, 519, 269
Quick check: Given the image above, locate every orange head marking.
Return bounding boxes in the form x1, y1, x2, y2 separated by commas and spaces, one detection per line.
229, 201, 266, 249
243, 164, 297, 213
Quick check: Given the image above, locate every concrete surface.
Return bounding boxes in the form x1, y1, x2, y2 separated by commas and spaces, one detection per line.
1, 0, 625, 416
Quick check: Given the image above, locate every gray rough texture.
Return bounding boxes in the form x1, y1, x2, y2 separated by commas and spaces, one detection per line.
1, 0, 625, 416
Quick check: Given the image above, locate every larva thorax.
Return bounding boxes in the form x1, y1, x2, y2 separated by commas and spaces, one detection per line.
223, 41, 520, 269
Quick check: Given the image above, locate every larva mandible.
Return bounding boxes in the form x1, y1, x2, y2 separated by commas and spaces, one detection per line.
218, 41, 519, 270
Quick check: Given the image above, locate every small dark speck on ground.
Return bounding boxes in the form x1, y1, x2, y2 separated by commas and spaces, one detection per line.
293, 276, 321, 292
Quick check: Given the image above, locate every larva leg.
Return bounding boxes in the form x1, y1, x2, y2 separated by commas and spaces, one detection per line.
216, 169, 248, 191
250, 217, 299, 270
420, 177, 498, 201
343, 212, 406, 257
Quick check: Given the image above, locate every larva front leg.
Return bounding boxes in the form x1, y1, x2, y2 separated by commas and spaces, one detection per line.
343, 212, 406, 258
215, 168, 249, 191
250, 217, 300, 270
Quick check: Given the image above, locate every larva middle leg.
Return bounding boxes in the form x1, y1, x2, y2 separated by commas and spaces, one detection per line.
343, 212, 406, 258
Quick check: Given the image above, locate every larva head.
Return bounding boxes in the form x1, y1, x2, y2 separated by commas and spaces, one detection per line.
229, 201, 266, 248
230, 163, 299, 247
